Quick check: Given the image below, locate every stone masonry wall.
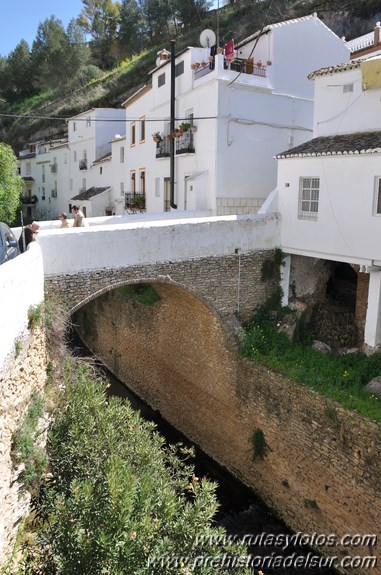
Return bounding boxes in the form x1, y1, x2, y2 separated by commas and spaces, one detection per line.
74, 284, 381, 575
0, 328, 47, 564
45, 251, 275, 323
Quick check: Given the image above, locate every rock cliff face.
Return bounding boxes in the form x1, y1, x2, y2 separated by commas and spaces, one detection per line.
74, 284, 381, 575
0, 329, 47, 564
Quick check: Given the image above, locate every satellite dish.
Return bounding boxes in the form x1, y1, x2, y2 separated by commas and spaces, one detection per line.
200, 29, 216, 48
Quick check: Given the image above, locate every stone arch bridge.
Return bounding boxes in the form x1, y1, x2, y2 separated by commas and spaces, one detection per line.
40, 214, 280, 322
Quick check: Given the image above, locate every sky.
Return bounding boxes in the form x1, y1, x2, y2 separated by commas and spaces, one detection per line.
0, 0, 222, 58
0, 0, 85, 57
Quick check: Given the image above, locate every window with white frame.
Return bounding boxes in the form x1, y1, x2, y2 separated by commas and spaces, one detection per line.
86, 116, 91, 127
120, 181, 125, 196
374, 177, 381, 215
131, 123, 136, 146
298, 177, 319, 220
120, 146, 125, 163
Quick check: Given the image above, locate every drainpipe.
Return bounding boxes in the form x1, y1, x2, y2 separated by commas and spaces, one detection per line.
170, 39, 177, 209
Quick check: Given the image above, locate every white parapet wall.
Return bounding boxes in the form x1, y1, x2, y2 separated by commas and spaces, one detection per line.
0, 244, 45, 373
36, 213, 280, 276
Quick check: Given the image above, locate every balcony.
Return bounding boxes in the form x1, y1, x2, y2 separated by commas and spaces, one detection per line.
155, 138, 171, 158
125, 192, 146, 210
155, 129, 195, 158
175, 130, 195, 155
192, 53, 270, 90
79, 159, 88, 170
21, 195, 38, 205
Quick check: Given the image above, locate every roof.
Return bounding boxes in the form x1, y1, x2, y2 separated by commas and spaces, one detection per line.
236, 13, 333, 49
71, 186, 110, 201
308, 59, 362, 79
93, 152, 111, 164
276, 131, 381, 159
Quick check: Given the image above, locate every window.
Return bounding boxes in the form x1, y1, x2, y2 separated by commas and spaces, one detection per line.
42, 187, 45, 200
298, 177, 319, 220
343, 83, 353, 93
131, 123, 136, 146
86, 116, 91, 127
120, 181, 125, 196
120, 147, 125, 163
42, 165, 45, 183
140, 117, 145, 142
73, 122, 77, 132
158, 73, 165, 87
26, 162, 31, 176
73, 151, 77, 162
374, 177, 381, 215
100, 167, 103, 174
175, 61, 184, 77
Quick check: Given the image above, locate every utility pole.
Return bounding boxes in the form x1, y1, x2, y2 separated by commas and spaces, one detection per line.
170, 39, 177, 209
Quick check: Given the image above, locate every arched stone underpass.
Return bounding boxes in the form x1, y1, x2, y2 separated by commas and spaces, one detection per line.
70, 281, 381, 575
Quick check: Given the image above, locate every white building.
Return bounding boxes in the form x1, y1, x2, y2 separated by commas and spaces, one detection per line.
275, 55, 381, 348
120, 13, 349, 216
67, 108, 125, 217
19, 139, 69, 221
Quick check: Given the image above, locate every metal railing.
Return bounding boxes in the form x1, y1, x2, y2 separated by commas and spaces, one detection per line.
79, 159, 88, 170
125, 192, 146, 209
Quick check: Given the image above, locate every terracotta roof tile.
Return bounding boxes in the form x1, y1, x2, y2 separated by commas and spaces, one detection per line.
276, 131, 381, 158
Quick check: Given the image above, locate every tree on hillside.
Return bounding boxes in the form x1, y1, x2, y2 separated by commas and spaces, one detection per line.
0, 143, 23, 224
31, 17, 91, 93
78, 0, 122, 68
118, 0, 149, 56
173, 0, 211, 29
0, 41, 36, 103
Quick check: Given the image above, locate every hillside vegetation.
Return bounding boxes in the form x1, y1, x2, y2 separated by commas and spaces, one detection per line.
0, 0, 380, 149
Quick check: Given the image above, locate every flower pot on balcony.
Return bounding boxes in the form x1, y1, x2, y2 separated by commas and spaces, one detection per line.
153, 137, 161, 143
190, 125, 197, 133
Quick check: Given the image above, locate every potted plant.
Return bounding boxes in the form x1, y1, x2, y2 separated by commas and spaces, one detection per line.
180, 122, 191, 132
152, 131, 162, 143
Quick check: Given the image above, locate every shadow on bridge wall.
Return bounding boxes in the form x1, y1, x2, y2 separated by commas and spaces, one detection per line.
71, 281, 381, 575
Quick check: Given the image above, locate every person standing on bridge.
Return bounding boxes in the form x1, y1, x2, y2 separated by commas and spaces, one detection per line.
18, 221, 40, 253
72, 205, 86, 227
59, 213, 71, 228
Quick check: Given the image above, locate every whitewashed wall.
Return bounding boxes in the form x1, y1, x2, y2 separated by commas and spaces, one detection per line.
37, 213, 280, 276
277, 153, 381, 265
313, 61, 381, 137
0, 245, 44, 373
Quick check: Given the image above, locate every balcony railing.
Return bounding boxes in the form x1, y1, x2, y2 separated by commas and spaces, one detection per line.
155, 130, 195, 158
175, 130, 195, 154
79, 159, 88, 170
155, 138, 171, 158
125, 192, 146, 210
21, 195, 38, 205
50, 163, 58, 173
228, 58, 267, 77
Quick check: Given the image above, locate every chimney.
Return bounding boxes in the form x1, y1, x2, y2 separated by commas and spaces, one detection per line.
374, 22, 381, 47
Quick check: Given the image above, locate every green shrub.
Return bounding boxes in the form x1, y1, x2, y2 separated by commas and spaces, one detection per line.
34, 363, 250, 575
12, 394, 47, 487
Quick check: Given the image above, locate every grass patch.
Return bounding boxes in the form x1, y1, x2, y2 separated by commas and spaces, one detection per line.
116, 283, 161, 305
241, 302, 381, 423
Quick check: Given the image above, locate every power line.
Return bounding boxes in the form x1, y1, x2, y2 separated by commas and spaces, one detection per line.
0, 112, 218, 122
